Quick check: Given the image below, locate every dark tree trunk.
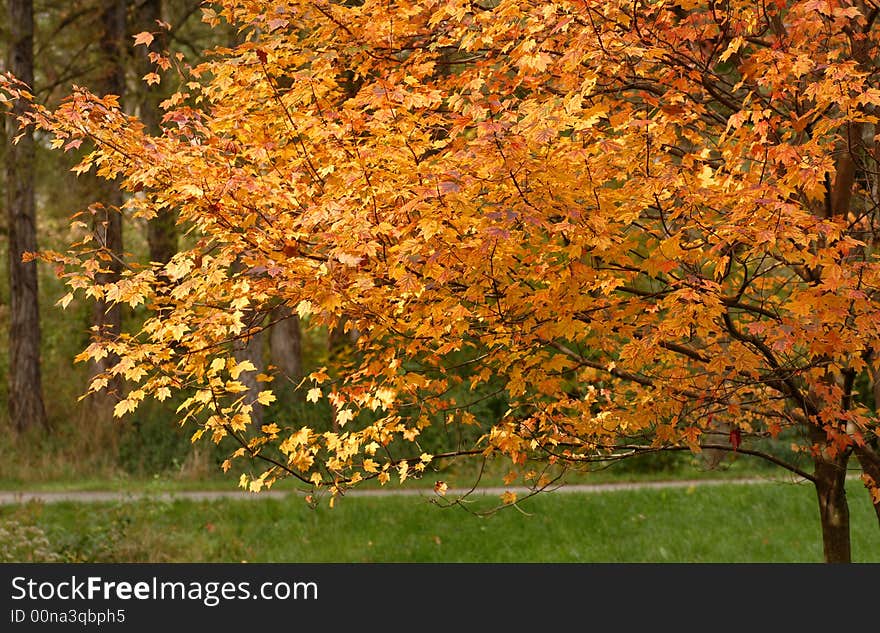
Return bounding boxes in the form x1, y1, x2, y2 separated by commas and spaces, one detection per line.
86, 0, 127, 422
814, 462, 852, 563
5, 0, 48, 433
134, 0, 177, 266
811, 428, 852, 563
147, 200, 177, 265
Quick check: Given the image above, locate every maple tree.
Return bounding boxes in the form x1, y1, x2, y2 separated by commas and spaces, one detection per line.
4, 0, 880, 562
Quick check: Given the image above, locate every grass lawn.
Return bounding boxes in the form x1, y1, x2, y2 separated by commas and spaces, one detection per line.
2, 480, 878, 562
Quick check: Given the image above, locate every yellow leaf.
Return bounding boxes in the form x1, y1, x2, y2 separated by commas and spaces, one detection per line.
296, 300, 313, 319
336, 408, 353, 426
375, 387, 395, 408
718, 36, 744, 63
500, 491, 517, 505
306, 387, 322, 403
113, 399, 136, 418
230, 359, 256, 379
257, 390, 276, 406
168, 322, 189, 341
224, 380, 248, 393
698, 164, 715, 188
58, 292, 74, 309
363, 459, 379, 473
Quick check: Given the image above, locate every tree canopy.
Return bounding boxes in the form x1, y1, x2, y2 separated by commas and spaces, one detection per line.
4, 0, 880, 561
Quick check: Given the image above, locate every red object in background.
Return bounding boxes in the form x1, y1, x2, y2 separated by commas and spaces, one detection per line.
729, 428, 742, 452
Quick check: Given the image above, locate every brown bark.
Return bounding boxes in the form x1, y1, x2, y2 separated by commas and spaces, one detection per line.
5, 0, 48, 433
85, 0, 127, 423
810, 428, 852, 563
269, 307, 303, 386
829, 123, 861, 219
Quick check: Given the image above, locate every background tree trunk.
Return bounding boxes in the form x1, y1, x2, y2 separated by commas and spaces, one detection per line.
269, 306, 303, 388
133, 0, 177, 266
5, 0, 48, 433
85, 0, 127, 423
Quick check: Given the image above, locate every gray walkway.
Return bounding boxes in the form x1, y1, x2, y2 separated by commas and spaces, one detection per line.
0, 476, 801, 505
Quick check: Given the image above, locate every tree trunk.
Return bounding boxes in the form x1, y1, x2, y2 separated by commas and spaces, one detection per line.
5, 0, 48, 433
147, 198, 177, 265
269, 306, 303, 386
133, 0, 177, 266
811, 426, 852, 563
86, 0, 127, 423
87, 201, 123, 418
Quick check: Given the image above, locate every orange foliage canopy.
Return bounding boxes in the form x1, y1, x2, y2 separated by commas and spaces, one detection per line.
4, 0, 880, 507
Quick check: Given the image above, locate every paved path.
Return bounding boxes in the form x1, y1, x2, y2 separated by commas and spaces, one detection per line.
0, 476, 804, 505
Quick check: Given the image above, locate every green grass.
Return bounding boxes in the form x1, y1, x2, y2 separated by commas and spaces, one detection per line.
2, 480, 878, 562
